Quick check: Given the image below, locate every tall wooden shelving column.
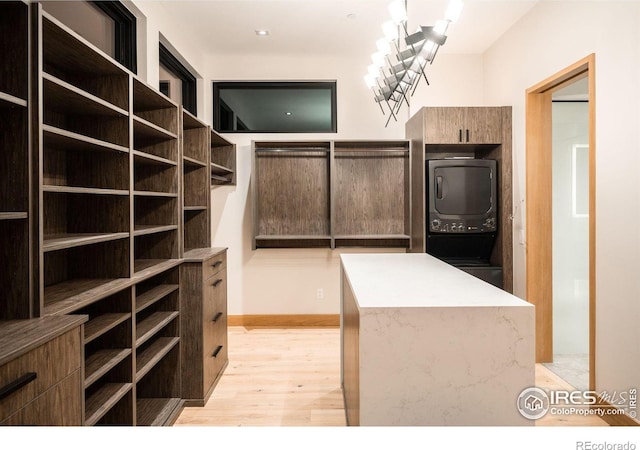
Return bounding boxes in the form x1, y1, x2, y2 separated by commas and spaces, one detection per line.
0, 1, 31, 320
30, 6, 183, 426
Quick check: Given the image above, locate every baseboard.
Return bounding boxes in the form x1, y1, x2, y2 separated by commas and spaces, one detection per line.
228, 314, 340, 327
593, 396, 640, 426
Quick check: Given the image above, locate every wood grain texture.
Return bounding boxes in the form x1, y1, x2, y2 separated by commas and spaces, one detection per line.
183, 166, 208, 207
0, 105, 28, 212
182, 127, 208, 163
137, 397, 183, 426
210, 129, 236, 185
254, 143, 331, 238
183, 210, 209, 252
84, 382, 132, 426
84, 348, 131, 388
1, 370, 83, 426
0, 220, 30, 320
134, 162, 179, 194
175, 327, 610, 427
405, 111, 426, 253
334, 149, 407, 236
0, 325, 82, 422
227, 314, 340, 328
526, 89, 554, 363
341, 271, 360, 426
180, 250, 228, 406
0, 2, 28, 100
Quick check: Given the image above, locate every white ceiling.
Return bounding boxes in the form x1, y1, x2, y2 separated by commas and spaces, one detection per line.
157, 0, 539, 57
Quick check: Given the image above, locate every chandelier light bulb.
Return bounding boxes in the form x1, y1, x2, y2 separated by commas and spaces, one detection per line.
445, 0, 464, 23
371, 51, 385, 67
368, 64, 381, 78
388, 0, 407, 25
382, 20, 399, 42
376, 38, 392, 55
434, 19, 449, 36
364, 74, 377, 88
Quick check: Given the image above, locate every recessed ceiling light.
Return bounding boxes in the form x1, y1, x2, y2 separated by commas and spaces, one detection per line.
255, 30, 269, 36
285, 112, 292, 116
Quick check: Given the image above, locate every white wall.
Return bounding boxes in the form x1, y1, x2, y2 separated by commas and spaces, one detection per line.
483, 1, 640, 397
552, 101, 589, 355
206, 52, 483, 315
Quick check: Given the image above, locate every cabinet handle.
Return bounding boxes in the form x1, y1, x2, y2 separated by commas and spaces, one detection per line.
211, 260, 222, 268
458, 129, 462, 142
211, 278, 223, 287
0, 372, 37, 401
466, 129, 470, 142
212, 312, 223, 323
212, 345, 223, 358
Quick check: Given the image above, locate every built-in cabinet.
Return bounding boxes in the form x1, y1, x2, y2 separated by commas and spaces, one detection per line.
180, 248, 228, 406
251, 140, 410, 249
406, 106, 513, 292
0, 2, 234, 426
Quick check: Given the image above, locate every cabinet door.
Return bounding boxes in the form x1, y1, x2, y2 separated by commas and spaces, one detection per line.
464, 107, 503, 144
424, 107, 503, 144
424, 107, 467, 144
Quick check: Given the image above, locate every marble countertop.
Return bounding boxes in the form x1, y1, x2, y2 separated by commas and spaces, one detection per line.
340, 253, 532, 309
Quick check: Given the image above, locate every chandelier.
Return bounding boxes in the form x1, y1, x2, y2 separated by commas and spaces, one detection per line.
365, 0, 464, 126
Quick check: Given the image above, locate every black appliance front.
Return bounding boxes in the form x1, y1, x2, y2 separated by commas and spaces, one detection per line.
425, 158, 498, 263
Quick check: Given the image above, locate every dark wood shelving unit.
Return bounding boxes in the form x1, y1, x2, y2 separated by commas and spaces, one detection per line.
0, 1, 30, 320
252, 140, 411, 249
1, 2, 235, 427
181, 109, 211, 252
252, 141, 332, 249
333, 140, 410, 248
210, 129, 236, 186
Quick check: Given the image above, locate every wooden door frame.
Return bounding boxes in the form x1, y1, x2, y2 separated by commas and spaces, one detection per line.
525, 54, 596, 390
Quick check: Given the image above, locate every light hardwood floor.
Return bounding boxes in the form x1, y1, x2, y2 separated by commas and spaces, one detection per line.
174, 326, 608, 427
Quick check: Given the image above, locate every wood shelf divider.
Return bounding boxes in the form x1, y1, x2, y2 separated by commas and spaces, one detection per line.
84, 382, 133, 426
84, 348, 132, 388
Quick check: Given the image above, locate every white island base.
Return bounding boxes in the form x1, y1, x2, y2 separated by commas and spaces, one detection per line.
340, 253, 535, 426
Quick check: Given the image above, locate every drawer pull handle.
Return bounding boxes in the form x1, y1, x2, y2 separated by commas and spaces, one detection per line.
0, 372, 37, 401
212, 279, 223, 287
211, 261, 222, 268
212, 346, 223, 358
212, 312, 223, 323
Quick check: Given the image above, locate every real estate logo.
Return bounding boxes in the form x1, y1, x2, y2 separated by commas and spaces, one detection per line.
517, 387, 550, 419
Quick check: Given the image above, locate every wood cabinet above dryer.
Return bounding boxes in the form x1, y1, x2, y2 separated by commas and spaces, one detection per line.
424, 107, 503, 144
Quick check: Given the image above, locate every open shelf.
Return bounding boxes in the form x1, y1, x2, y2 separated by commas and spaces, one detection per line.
133, 150, 177, 167
133, 116, 178, 142
41, 12, 129, 111
136, 311, 179, 347
253, 141, 331, 248
85, 348, 132, 388
136, 337, 179, 382
0, 219, 30, 320
85, 382, 133, 426
0, 212, 28, 220
43, 232, 129, 253
1, 101, 28, 215
211, 129, 236, 186
333, 141, 410, 248
182, 110, 208, 164
136, 284, 179, 313
183, 209, 209, 252
134, 225, 178, 237
134, 162, 178, 195
0, 92, 27, 108
43, 73, 128, 117
84, 312, 131, 344
136, 398, 182, 426
43, 278, 131, 316
133, 78, 179, 134
183, 156, 207, 168
43, 124, 129, 154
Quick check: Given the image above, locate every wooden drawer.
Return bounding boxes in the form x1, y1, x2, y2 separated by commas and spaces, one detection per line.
0, 327, 82, 422
203, 274, 226, 359
1, 370, 82, 426
202, 252, 226, 280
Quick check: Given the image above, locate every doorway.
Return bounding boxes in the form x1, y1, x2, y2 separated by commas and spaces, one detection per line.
525, 54, 596, 390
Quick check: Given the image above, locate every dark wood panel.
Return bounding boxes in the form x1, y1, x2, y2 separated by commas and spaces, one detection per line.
43, 278, 132, 316
44, 106, 129, 148
183, 209, 209, 251
84, 348, 131, 388
134, 230, 179, 262
135, 284, 179, 313
84, 382, 132, 426
0, 220, 30, 320
135, 344, 181, 400
135, 311, 179, 347
134, 162, 178, 194
182, 127, 208, 163
135, 337, 179, 382
1, 370, 82, 426
0, 327, 82, 422
136, 397, 182, 426
179, 261, 204, 401
134, 196, 178, 227
0, 105, 28, 212
43, 144, 129, 190
183, 166, 208, 207
0, 2, 28, 100
334, 152, 407, 236
341, 270, 360, 426
84, 313, 131, 344
256, 152, 330, 236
